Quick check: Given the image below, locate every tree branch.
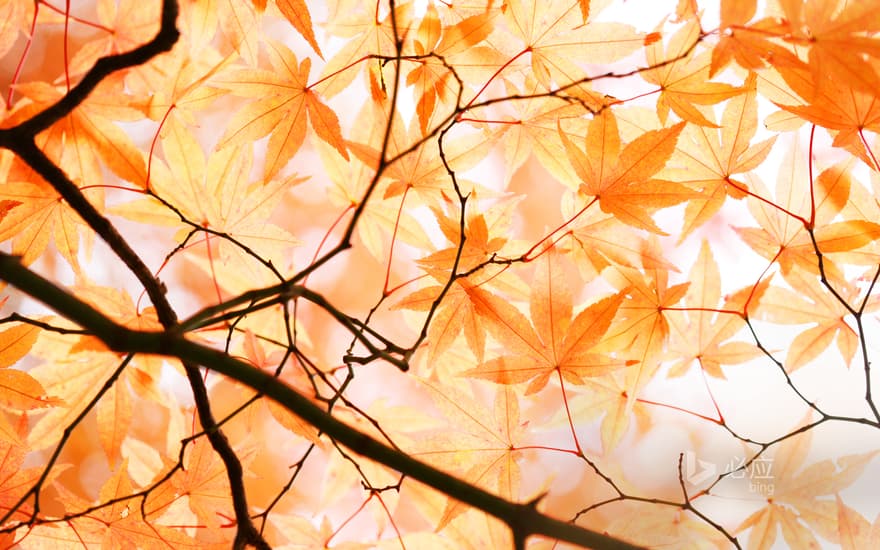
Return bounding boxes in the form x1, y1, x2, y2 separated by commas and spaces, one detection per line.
0, 2, 268, 547
0, 252, 644, 550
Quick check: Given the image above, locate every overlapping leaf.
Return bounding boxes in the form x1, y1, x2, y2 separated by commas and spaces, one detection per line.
464, 248, 631, 394
559, 110, 692, 232
736, 428, 878, 550
671, 73, 776, 239
212, 39, 347, 179
667, 242, 760, 378
642, 20, 742, 127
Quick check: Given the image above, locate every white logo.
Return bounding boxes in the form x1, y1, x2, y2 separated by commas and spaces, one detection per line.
685, 450, 717, 485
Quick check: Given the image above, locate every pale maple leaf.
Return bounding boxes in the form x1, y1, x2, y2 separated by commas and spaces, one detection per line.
667, 241, 761, 379
735, 426, 878, 550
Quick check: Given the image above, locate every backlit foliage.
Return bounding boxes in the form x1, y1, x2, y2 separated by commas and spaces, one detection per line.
2, 0, 880, 548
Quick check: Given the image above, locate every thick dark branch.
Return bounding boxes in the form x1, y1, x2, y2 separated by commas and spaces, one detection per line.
0, 2, 267, 547
0, 0, 179, 140
0, 252, 644, 550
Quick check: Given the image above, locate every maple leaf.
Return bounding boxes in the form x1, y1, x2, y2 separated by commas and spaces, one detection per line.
321, 137, 431, 262
776, 0, 880, 95
491, 75, 607, 189
349, 111, 491, 205
667, 241, 761, 379
133, 37, 235, 124
418, 198, 511, 275
396, 279, 488, 365
146, 437, 252, 532
710, 2, 801, 76
551, 373, 652, 453
770, 64, 880, 164
318, 399, 438, 514
318, 2, 415, 98
394, 199, 516, 363
735, 427, 878, 550
464, 248, 631, 395
757, 268, 862, 373
1, 79, 151, 264
27, 282, 173, 458
413, 381, 528, 529
502, 0, 644, 90
49, 460, 205, 549
113, 116, 303, 292
559, 110, 693, 233
641, 19, 743, 127
562, 190, 679, 279
234, 330, 324, 446
734, 151, 880, 280
212, 39, 347, 180
602, 258, 690, 407
65, 0, 161, 79
670, 72, 777, 239
605, 503, 731, 549
406, 4, 497, 134
0, 169, 103, 270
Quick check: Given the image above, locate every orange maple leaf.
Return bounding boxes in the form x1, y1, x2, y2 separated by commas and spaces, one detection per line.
318, 2, 414, 98
26, 283, 171, 460
757, 268, 863, 373
667, 242, 761, 379
492, 76, 601, 188
771, 63, 880, 164
671, 72, 776, 239
710, 1, 801, 76
212, 39, 347, 179
64, 0, 161, 79
114, 117, 303, 293
642, 19, 743, 127
735, 154, 880, 280
49, 460, 205, 548
559, 110, 693, 233
553, 373, 652, 453
602, 256, 690, 407
563, 193, 679, 279
0, 169, 103, 270
414, 381, 528, 529
418, 200, 510, 275
406, 4, 496, 134
464, 248, 631, 395
146, 438, 251, 532
605, 502, 732, 548
777, 0, 880, 95
503, 0, 644, 90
